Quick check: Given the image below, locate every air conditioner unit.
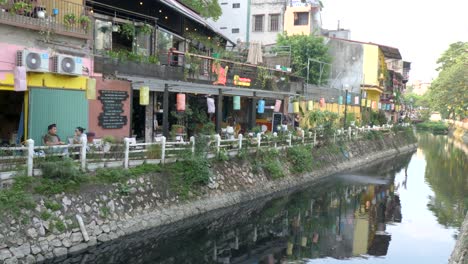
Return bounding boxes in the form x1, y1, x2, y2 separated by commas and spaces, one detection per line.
16, 50, 50, 72
52, 55, 83, 75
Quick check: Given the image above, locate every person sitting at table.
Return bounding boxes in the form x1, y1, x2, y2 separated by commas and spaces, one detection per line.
72, 127, 86, 144
44, 124, 65, 146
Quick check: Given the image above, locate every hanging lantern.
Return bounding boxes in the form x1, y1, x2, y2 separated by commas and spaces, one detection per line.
207, 97, 215, 113
307, 100, 313, 111
391, 104, 395, 110
288, 101, 294, 113
346, 94, 352, 104
257, 99, 265, 114
366, 100, 371, 108
319, 98, 325, 107
140, 86, 149, 105
371, 101, 376, 109
338, 96, 343, 105
274, 99, 282, 112
300, 100, 307, 112
361, 99, 366, 107
176, 93, 186, 111
233, 96, 241, 110
386, 104, 391, 111
293, 101, 300, 113
355, 96, 359, 105
378, 102, 382, 109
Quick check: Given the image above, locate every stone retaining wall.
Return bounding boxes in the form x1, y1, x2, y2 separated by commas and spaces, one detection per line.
0, 132, 417, 264
449, 213, 468, 264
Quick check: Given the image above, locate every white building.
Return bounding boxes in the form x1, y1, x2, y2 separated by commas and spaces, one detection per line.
208, 0, 249, 44
249, 0, 287, 45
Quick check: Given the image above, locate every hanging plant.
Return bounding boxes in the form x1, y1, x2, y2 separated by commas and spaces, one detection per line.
78, 15, 91, 32
63, 13, 77, 28
137, 23, 153, 36
119, 23, 135, 40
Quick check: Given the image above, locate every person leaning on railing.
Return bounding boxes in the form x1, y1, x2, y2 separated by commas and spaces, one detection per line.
44, 124, 65, 146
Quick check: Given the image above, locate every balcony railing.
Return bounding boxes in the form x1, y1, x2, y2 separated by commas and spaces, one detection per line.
0, 0, 91, 39
94, 50, 302, 93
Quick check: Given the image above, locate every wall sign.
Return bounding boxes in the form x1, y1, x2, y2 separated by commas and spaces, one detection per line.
98, 90, 128, 129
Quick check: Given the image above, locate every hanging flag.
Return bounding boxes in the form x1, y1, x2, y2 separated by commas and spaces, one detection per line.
319, 98, 325, 107
258, 99, 265, 113
293, 101, 300, 113
140, 86, 149, 105
207, 97, 215, 113
307, 100, 313, 111
233, 96, 241, 110
176, 93, 186, 111
274, 99, 282, 112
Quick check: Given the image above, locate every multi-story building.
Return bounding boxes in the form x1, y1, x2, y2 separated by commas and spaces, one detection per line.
283, 0, 321, 36
208, 0, 249, 44
249, 0, 287, 45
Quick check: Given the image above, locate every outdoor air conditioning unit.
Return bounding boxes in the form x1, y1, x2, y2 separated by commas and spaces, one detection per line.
52, 55, 83, 75
16, 50, 50, 72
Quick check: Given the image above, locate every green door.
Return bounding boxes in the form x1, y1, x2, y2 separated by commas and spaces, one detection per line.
29, 88, 88, 145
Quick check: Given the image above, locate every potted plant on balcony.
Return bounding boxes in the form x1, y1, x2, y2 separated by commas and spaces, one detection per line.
119, 23, 135, 40
64, 13, 77, 28
11, 1, 32, 15
137, 23, 153, 36
78, 15, 91, 32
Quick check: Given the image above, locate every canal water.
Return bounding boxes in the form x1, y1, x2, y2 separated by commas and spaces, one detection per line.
72, 134, 467, 264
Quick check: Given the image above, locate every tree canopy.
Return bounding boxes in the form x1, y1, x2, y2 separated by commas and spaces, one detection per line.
429, 41, 468, 119
276, 33, 332, 85
179, 0, 222, 21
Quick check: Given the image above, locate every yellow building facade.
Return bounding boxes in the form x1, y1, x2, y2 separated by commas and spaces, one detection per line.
362, 44, 387, 112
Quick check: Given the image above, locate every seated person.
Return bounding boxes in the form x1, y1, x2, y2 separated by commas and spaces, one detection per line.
44, 124, 65, 146
73, 127, 86, 144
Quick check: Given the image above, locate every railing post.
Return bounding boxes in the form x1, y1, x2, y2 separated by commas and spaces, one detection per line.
348, 127, 352, 141
257, 133, 261, 148
190, 136, 195, 156
288, 133, 292, 147
161, 136, 166, 164
80, 136, 87, 171
123, 137, 130, 169
301, 130, 305, 144
26, 139, 34, 177
314, 130, 317, 146
238, 134, 243, 150
216, 134, 221, 153
273, 132, 278, 149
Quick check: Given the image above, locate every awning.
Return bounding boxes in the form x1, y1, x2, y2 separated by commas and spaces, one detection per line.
120, 75, 295, 99
159, 0, 235, 45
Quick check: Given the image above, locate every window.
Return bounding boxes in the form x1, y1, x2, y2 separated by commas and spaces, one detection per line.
294, 12, 309, 26
221, 2, 227, 5
232, 3, 240, 8
269, 14, 280, 32
232, 28, 239, 33
253, 15, 264, 32
220, 27, 227, 29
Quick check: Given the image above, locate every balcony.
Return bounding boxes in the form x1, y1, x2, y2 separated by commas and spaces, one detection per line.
0, 0, 91, 39
94, 50, 302, 94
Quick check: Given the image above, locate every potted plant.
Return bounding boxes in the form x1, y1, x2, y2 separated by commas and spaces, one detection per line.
63, 13, 77, 28
78, 15, 91, 32
119, 23, 135, 40
102, 135, 115, 153
11, 1, 32, 15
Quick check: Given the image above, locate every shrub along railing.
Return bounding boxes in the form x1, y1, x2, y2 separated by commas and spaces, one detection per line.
0, 124, 409, 181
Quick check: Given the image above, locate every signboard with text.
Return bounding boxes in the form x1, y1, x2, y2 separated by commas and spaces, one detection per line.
98, 90, 129, 129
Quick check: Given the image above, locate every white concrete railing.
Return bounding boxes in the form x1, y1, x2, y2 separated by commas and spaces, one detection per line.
0, 124, 405, 180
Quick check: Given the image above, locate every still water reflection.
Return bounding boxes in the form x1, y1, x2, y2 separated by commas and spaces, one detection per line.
74, 134, 467, 264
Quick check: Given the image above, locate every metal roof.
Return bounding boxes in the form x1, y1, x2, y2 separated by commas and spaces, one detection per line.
159, 0, 235, 45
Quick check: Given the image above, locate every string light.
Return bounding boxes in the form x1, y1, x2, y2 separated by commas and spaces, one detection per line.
185, 27, 189, 31
165, 16, 168, 19
140, 1, 143, 5
159, 9, 162, 13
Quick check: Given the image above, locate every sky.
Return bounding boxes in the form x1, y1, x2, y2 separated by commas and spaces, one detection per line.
320, 0, 468, 83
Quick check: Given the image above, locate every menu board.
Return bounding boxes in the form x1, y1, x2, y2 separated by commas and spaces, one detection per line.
272, 113, 283, 132
98, 90, 128, 129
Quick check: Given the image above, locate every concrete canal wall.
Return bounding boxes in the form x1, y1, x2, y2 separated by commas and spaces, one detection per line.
449, 213, 468, 264
0, 132, 417, 264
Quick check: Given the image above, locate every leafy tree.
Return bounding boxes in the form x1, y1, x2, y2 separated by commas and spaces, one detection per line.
429, 42, 468, 119
276, 33, 332, 85
179, 0, 222, 21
